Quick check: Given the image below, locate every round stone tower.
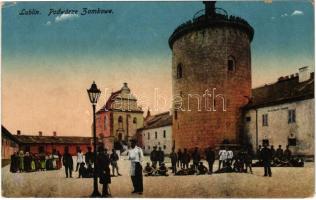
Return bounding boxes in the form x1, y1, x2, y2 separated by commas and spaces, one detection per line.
169, 1, 254, 150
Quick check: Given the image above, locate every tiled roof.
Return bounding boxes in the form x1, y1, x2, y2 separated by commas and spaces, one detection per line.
15, 135, 92, 144
141, 111, 172, 130
1, 126, 21, 144
245, 73, 314, 109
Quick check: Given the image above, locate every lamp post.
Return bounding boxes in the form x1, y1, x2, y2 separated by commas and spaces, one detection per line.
87, 81, 101, 197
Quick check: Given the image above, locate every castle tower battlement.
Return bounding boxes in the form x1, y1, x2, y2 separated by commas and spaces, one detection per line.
169, 2, 254, 150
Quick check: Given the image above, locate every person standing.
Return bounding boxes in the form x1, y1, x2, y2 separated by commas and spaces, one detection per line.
62, 147, 73, 178
261, 143, 272, 177
275, 145, 283, 160
85, 146, 94, 169
157, 147, 165, 166
283, 145, 292, 161
76, 149, 84, 172
227, 148, 234, 167
96, 146, 111, 197
205, 146, 215, 174
218, 146, 227, 170
10, 152, 18, 173
169, 149, 178, 174
192, 147, 201, 170
177, 149, 183, 168
150, 146, 158, 168
110, 149, 121, 176
182, 148, 190, 169
128, 139, 144, 195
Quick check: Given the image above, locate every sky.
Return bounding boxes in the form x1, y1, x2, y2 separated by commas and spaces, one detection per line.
1, 1, 314, 137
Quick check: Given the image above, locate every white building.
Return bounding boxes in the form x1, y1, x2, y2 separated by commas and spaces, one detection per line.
244, 67, 314, 157
139, 111, 173, 155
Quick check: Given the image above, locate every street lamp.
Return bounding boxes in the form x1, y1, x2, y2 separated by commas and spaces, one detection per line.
87, 81, 101, 197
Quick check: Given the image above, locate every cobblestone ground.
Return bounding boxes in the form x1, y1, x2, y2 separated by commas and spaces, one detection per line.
2, 156, 314, 198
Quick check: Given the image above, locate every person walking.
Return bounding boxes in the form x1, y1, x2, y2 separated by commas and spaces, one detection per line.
110, 149, 121, 176
169, 149, 178, 174
96, 146, 111, 197
205, 146, 215, 174
261, 143, 272, 177
128, 139, 144, 195
62, 146, 73, 178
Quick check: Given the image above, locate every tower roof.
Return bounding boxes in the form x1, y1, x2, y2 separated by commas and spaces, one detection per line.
168, 1, 254, 49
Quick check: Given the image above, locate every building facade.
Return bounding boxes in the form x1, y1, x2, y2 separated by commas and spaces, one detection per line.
139, 111, 173, 155
96, 83, 144, 150
244, 67, 314, 156
2, 126, 20, 162
169, 1, 254, 150
15, 131, 92, 156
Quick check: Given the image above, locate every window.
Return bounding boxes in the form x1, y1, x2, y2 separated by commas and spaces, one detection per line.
176, 63, 183, 79
262, 114, 268, 126
288, 110, 296, 123
148, 146, 151, 150
246, 116, 251, 122
163, 130, 166, 138
133, 117, 137, 124
262, 139, 269, 146
288, 138, 297, 146
163, 145, 166, 150
228, 56, 236, 71
155, 132, 157, 139
147, 132, 150, 140
118, 116, 123, 123
174, 111, 178, 120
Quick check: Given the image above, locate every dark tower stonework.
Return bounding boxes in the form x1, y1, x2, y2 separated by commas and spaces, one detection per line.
169, 2, 254, 150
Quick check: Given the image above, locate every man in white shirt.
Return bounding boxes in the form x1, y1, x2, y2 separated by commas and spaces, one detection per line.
227, 148, 234, 167
76, 149, 84, 172
128, 139, 144, 195
218, 146, 228, 171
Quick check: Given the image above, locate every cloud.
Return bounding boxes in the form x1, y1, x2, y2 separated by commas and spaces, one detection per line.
271, 17, 275, 20
1, 2, 17, 8
55, 14, 79, 23
46, 21, 51, 26
291, 10, 304, 16
281, 13, 288, 17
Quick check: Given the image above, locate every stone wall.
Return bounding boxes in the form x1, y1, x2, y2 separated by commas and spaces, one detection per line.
171, 26, 252, 150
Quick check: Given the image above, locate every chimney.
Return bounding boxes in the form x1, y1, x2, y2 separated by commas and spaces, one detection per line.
38, 131, 43, 136
53, 131, 57, 137
17, 130, 21, 135
299, 66, 310, 83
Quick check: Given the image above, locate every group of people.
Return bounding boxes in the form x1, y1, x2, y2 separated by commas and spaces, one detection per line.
256, 144, 303, 167
10, 150, 62, 173
146, 145, 256, 176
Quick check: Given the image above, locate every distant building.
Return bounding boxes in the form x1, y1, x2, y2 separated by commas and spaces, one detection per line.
244, 67, 314, 157
96, 83, 144, 150
15, 130, 92, 156
139, 111, 173, 155
2, 126, 20, 162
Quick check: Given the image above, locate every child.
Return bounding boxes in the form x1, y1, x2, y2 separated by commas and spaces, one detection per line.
143, 162, 155, 176
78, 162, 88, 178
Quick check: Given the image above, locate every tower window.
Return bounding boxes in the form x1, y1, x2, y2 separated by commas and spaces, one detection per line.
228, 56, 236, 71
177, 63, 183, 79
155, 132, 157, 139
133, 117, 137, 124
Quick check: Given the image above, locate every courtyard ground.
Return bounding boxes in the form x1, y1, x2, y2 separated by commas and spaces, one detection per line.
2, 156, 315, 198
